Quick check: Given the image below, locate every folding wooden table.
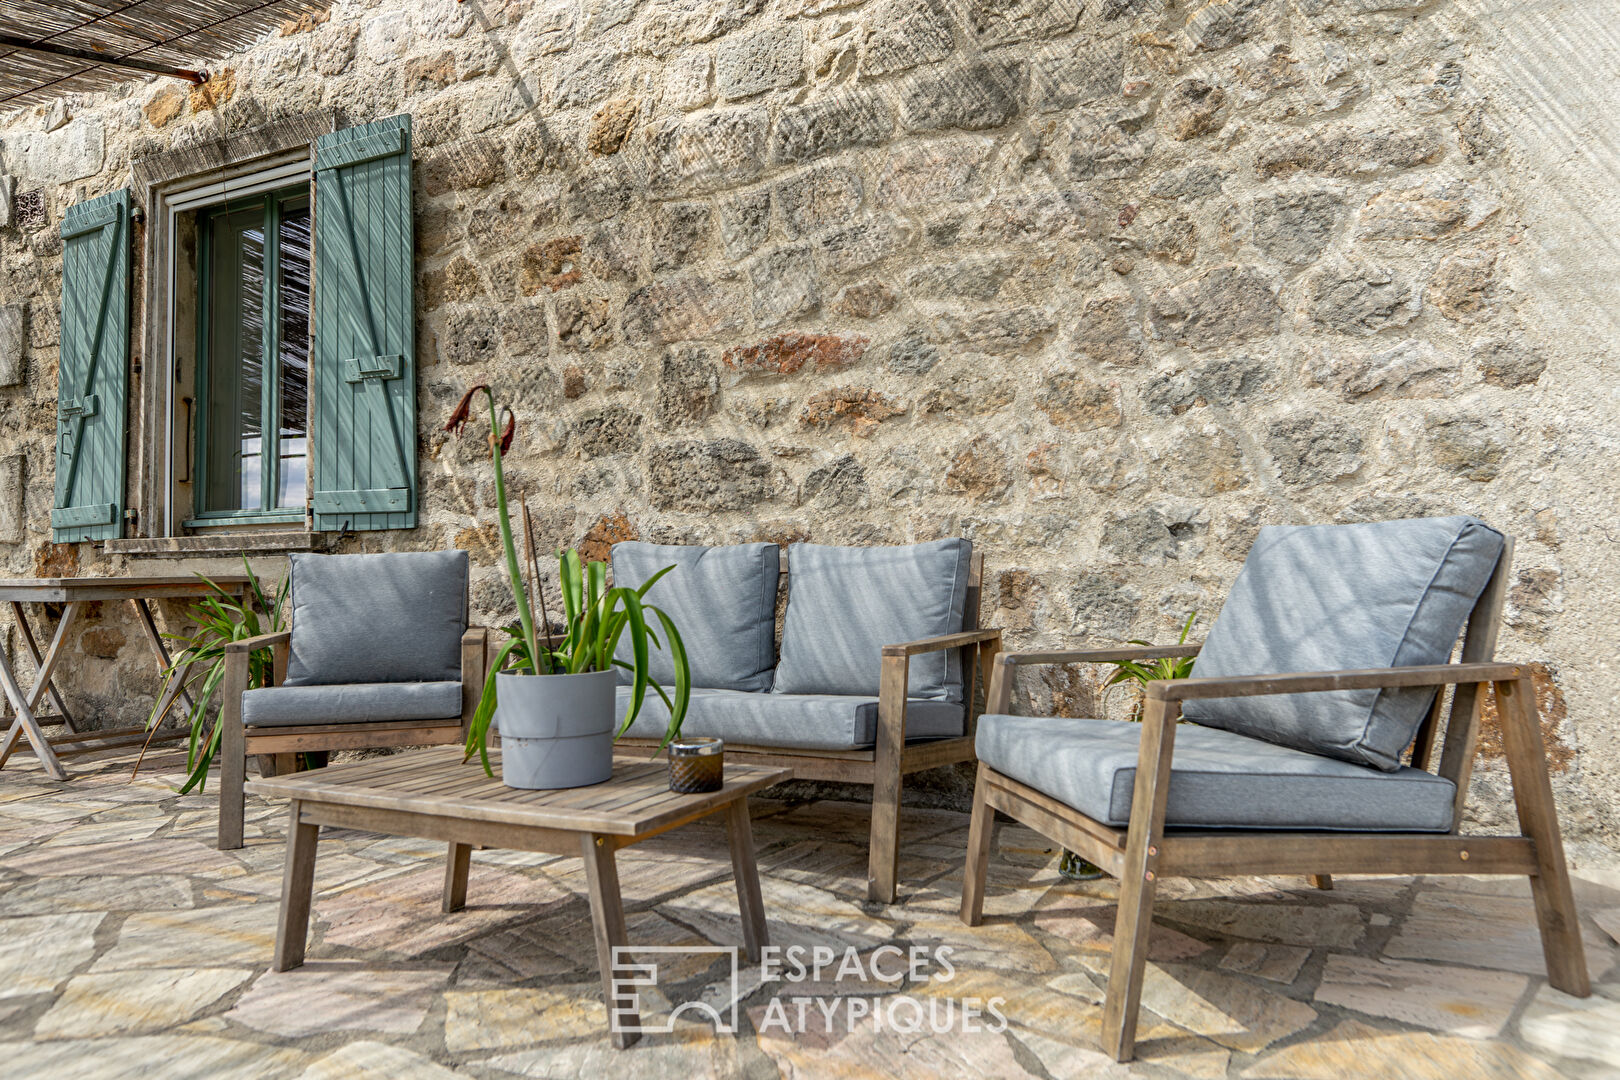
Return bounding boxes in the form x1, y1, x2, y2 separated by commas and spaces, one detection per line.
0, 574, 254, 780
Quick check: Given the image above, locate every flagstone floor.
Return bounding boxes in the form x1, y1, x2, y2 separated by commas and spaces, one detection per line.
2, 748, 1619, 1079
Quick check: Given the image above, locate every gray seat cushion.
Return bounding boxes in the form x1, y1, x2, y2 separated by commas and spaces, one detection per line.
611, 542, 778, 693
243, 681, 463, 727
284, 551, 468, 686
773, 539, 973, 702
616, 687, 965, 751
1185, 517, 1505, 771
977, 714, 1456, 832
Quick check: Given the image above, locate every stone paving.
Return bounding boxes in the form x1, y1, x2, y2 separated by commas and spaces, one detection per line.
3, 748, 1619, 1079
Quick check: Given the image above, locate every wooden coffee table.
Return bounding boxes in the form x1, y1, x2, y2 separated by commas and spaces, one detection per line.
247, 748, 789, 1046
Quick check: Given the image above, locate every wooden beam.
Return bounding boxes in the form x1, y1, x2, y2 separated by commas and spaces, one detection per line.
0, 33, 207, 84
983, 784, 1126, 879
1157, 832, 1538, 878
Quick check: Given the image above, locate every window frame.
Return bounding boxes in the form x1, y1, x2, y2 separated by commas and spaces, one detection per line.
188, 186, 311, 527
118, 113, 416, 555
141, 149, 316, 541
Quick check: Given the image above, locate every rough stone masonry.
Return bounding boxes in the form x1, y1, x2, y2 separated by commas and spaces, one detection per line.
1, 0, 1617, 856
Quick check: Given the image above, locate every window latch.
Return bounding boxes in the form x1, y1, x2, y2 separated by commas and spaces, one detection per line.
57, 394, 99, 421
342, 355, 403, 383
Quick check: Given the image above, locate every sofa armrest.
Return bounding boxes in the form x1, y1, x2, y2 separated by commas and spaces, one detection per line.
882, 628, 1001, 657
224, 630, 292, 655
1148, 661, 1523, 702
460, 627, 490, 729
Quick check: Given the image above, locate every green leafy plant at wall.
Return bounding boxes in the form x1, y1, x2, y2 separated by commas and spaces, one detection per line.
1102, 610, 1200, 722
135, 556, 285, 794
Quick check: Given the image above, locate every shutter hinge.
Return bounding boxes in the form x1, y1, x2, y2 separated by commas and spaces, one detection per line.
123, 508, 139, 527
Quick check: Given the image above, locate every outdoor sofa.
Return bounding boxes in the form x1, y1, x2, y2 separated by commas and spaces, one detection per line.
610, 537, 1000, 903
960, 517, 1590, 1061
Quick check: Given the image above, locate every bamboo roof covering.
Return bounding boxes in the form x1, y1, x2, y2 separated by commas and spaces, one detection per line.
0, 1, 331, 113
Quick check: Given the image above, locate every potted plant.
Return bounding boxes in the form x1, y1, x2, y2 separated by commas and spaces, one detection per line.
1059, 612, 1198, 882
446, 385, 691, 789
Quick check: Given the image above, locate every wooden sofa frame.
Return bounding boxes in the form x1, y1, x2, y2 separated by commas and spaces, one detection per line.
960, 536, 1591, 1061
216, 625, 488, 850
615, 552, 1001, 904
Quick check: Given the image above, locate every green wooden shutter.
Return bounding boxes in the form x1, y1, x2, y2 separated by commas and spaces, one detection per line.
310, 114, 416, 532
52, 188, 131, 543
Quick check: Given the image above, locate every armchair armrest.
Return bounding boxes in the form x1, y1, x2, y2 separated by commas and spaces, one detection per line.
224, 630, 292, 655
1147, 661, 1524, 702
882, 628, 1001, 657
985, 644, 1201, 714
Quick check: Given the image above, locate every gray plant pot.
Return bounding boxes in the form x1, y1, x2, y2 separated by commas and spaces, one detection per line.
494, 669, 616, 790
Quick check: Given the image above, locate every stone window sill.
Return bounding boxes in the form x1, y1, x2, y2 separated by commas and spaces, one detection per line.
103, 532, 317, 559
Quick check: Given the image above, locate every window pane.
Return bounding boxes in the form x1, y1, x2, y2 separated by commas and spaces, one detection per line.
277, 203, 311, 508
202, 207, 265, 513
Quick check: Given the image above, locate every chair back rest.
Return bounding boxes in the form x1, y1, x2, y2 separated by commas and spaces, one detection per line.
778, 548, 985, 631
1184, 517, 1508, 772
283, 550, 469, 686
774, 539, 977, 702
779, 547, 988, 717
1428, 533, 1513, 823
608, 541, 985, 704
611, 542, 779, 692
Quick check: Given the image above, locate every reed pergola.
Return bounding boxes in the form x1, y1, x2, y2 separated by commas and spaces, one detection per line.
0, 0, 331, 112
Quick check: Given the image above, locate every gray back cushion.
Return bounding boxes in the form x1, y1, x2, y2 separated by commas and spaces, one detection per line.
773, 539, 973, 701
1184, 517, 1505, 771
611, 542, 779, 692
284, 551, 468, 686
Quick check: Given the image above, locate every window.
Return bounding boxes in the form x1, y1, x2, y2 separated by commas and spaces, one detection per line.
55, 112, 420, 550
193, 188, 311, 523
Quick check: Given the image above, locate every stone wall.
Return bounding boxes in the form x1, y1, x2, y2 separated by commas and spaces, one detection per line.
1, 0, 1617, 855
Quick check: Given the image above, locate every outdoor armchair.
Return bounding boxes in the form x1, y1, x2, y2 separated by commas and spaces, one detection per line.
217, 551, 487, 849
959, 518, 1590, 1062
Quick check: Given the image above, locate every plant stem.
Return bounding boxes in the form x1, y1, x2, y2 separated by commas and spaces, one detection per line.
520, 497, 557, 674
484, 391, 540, 671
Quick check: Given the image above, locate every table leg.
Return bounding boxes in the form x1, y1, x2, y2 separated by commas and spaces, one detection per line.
10, 601, 76, 731
581, 833, 639, 1049
22, 600, 81, 716
132, 597, 198, 716
0, 624, 67, 781
724, 799, 768, 963
273, 799, 320, 971
444, 843, 472, 913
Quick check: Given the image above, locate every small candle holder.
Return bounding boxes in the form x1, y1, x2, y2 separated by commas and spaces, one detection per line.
667, 736, 724, 794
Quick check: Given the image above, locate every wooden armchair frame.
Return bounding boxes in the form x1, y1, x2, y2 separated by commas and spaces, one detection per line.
217, 625, 488, 850
960, 537, 1591, 1061
615, 552, 1001, 904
